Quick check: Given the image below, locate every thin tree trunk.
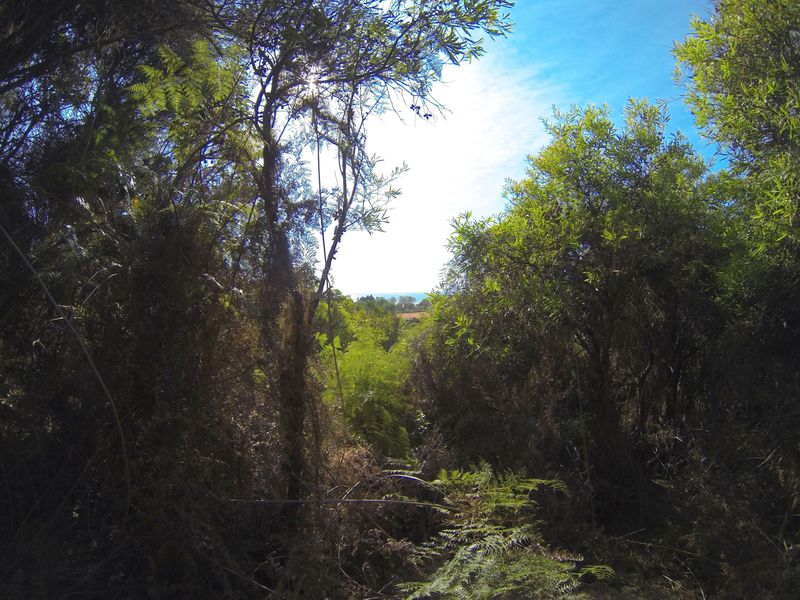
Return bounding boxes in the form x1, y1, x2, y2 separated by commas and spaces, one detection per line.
278, 289, 309, 528
258, 103, 312, 531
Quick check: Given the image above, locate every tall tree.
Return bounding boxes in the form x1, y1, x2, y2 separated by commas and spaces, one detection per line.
676, 2, 800, 546
243, 0, 513, 521
418, 103, 723, 519
676, 0, 800, 413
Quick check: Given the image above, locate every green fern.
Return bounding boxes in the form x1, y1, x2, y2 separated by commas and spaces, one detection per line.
129, 39, 246, 140
399, 465, 609, 599
321, 321, 416, 457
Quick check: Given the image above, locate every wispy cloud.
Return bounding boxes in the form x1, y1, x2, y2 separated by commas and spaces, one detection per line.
329, 49, 563, 296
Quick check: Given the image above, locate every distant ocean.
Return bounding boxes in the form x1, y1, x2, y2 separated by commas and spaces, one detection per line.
349, 292, 430, 303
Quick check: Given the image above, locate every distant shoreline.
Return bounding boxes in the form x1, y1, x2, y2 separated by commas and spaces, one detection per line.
348, 292, 430, 303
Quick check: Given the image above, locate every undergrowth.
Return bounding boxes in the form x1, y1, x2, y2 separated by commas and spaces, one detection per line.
400, 463, 613, 599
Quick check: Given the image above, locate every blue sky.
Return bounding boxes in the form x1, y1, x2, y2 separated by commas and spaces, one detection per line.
328, 0, 716, 297
511, 0, 717, 153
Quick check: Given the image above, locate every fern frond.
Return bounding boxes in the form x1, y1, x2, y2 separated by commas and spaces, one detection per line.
138, 64, 162, 81
129, 82, 150, 101
399, 466, 606, 599
579, 564, 616, 582
157, 45, 184, 74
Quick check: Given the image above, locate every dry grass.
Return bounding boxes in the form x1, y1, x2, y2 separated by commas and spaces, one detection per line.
398, 311, 428, 320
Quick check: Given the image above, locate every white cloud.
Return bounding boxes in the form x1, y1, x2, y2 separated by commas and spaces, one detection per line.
325, 49, 562, 296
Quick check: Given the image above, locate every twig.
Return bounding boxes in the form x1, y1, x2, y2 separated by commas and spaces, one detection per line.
204, 481, 452, 512
622, 538, 721, 564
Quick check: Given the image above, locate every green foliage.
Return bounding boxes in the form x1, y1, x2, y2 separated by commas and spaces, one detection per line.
676, 0, 800, 431
353, 296, 403, 349
408, 8, 800, 596
426, 102, 721, 451
400, 464, 608, 599
129, 39, 251, 166
321, 307, 417, 457
675, 0, 800, 162
675, 0, 800, 247
0, 0, 513, 596
131, 41, 242, 115
6, 0, 800, 597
